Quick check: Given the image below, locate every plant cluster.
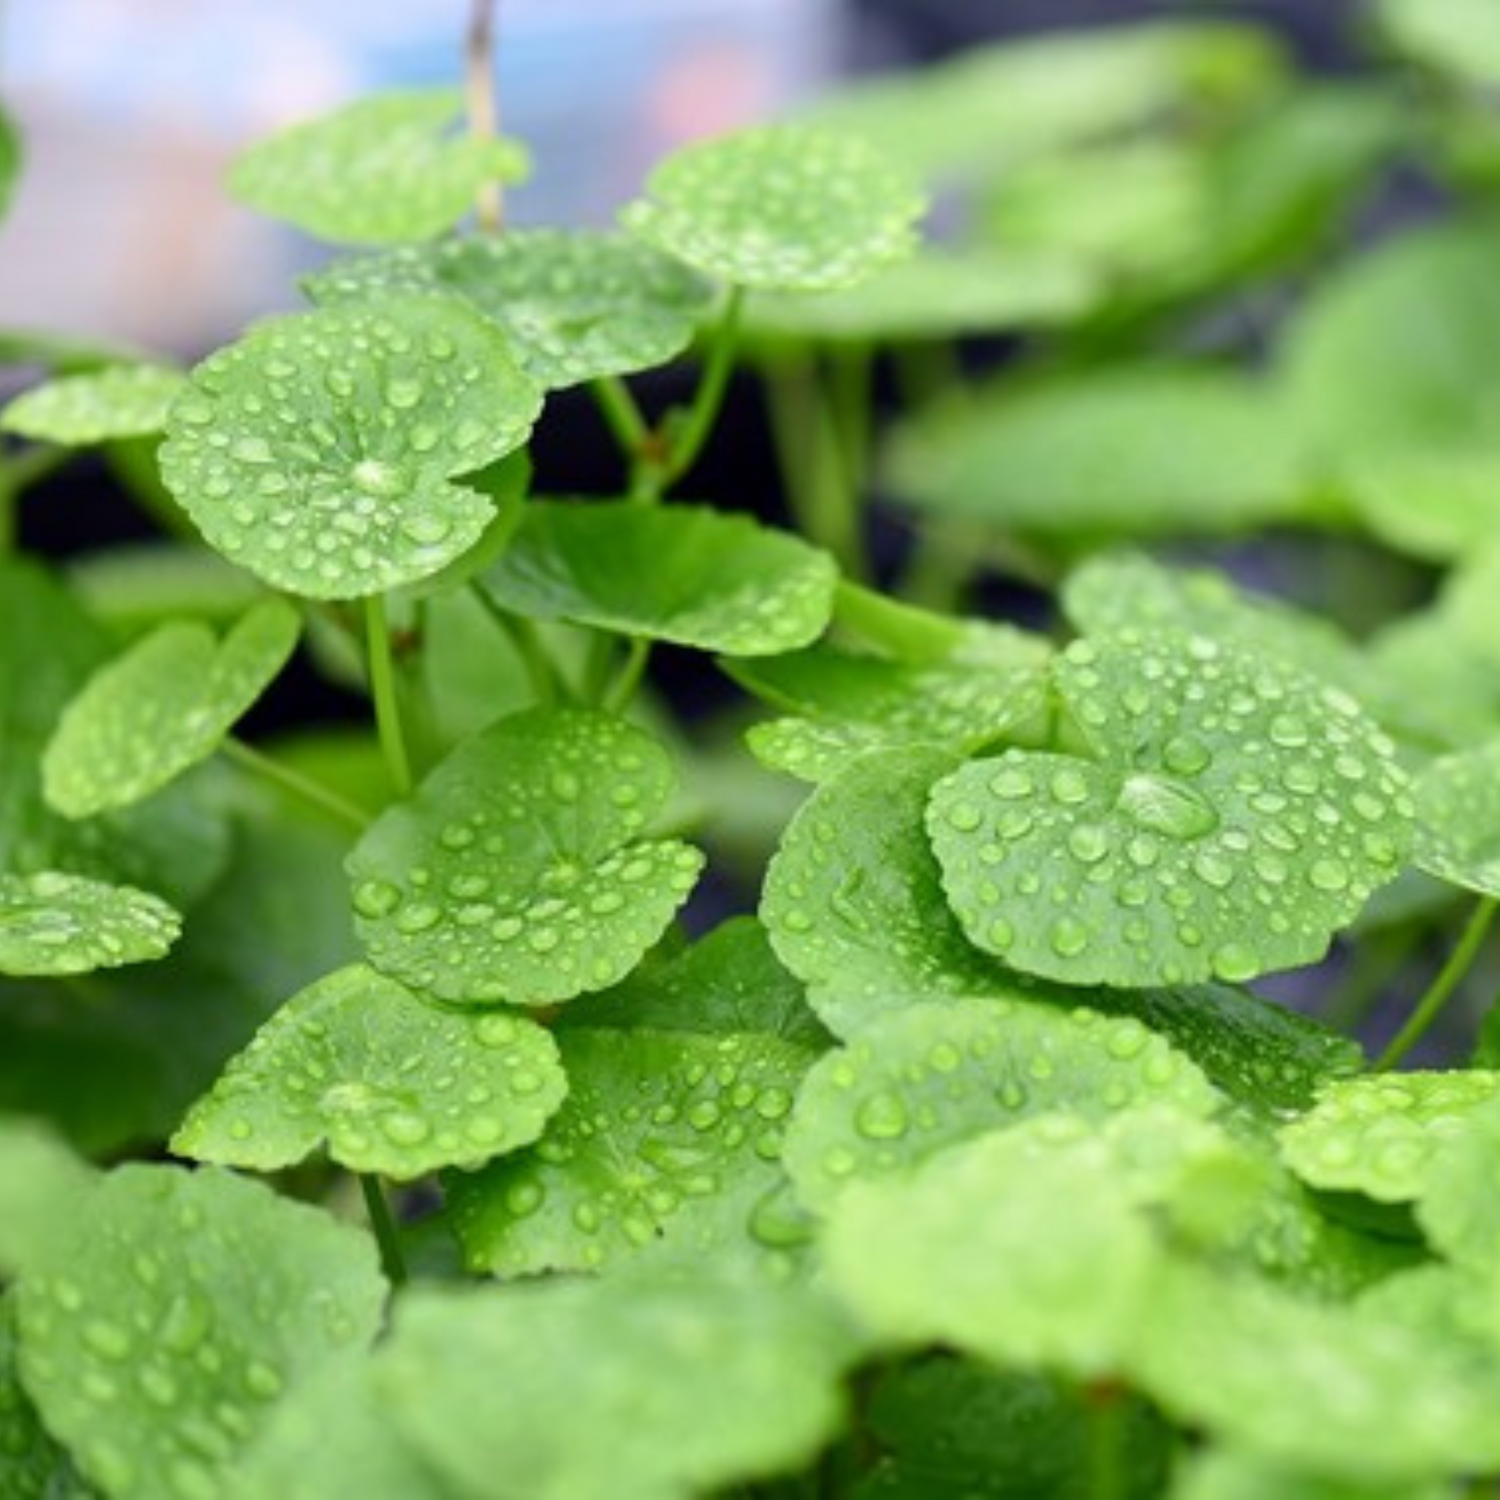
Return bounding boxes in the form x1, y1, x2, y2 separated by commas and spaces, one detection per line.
4, 2, 1500, 1496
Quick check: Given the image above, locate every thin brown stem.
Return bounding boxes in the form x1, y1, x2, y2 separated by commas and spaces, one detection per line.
466, 0, 503, 232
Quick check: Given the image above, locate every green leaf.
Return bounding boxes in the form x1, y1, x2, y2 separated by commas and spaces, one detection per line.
0, 872, 179, 977
482, 502, 837, 656
1280, 1072, 1500, 1204
0, 1295, 79, 1500
621, 124, 925, 293
1414, 1096, 1500, 1272
306, 230, 714, 389
0, 1117, 97, 1277
1413, 740, 1500, 898
159, 298, 542, 600
1378, 0, 1500, 87
857, 1356, 1169, 1500
172, 963, 565, 1180
744, 246, 1101, 343
888, 368, 1307, 538
1172, 1449, 1456, 1500
762, 748, 1006, 1037
15, 1165, 385, 1500
1338, 447, 1500, 564
67, 545, 266, 638
735, 640, 1049, 785
823, 1123, 1163, 1376
929, 631, 1412, 988
376, 1265, 854, 1500
228, 88, 528, 245
1131, 1259, 1500, 1479
447, 1026, 815, 1275
347, 708, 702, 1006
563, 915, 829, 1049
42, 600, 300, 818
783, 998, 1219, 1213
0, 364, 185, 447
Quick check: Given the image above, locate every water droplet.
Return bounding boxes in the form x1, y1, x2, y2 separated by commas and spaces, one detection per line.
854, 1090, 909, 1140
1050, 918, 1089, 958
1117, 773, 1218, 842
1308, 858, 1349, 893
1162, 736, 1212, 775
352, 880, 402, 919
1212, 942, 1259, 983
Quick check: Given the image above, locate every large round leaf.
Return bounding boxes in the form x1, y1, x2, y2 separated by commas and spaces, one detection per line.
928, 631, 1412, 988
228, 88, 528, 245
15, 1165, 385, 1500
482, 501, 838, 656
783, 997, 1220, 1212
621, 124, 926, 293
42, 599, 300, 818
306, 230, 714, 389
346, 708, 703, 1006
159, 298, 542, 600
0, 364, 184, 446
172, 964, 566, 1180
0, 871, 179, 977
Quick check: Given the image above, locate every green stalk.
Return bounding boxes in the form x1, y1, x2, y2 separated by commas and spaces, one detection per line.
604, 636, 651, 712
365, 594, 413, 797
590, 375, 650, 458
359, 1174, 409, 1286
655, 285, 746, 492
1085, 1385, 1126, 1500
221, 737, 368, 831
468, 580, 566, 705
1377, 896, 1498, 1070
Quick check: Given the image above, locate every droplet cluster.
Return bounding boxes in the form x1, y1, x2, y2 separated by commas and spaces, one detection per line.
0, 871, 180, 977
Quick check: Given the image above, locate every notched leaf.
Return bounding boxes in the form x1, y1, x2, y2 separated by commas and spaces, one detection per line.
0, 363, 185, 447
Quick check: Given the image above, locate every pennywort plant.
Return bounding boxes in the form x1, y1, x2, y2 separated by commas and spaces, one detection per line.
7, 5, 1500, 1497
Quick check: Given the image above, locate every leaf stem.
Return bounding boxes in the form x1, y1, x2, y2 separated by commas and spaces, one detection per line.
365, 594, 413, 797
360, 1174, 409, 1287
467, 580, 564, 705
604, 636, 652, 712
465, 0, 504, 232
1085, 1384, 1126, 1500
657, 285, 745, 490
1377, 896, 1498, 1070
590, 375, 649, 457
221, 737, 368, 831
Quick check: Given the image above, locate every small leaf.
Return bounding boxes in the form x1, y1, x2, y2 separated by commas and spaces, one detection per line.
0, 1296, 77, 1500
43, 599, 300, 818
15, 1165, 385, 1500
0, 364, 185, 446
889, 368, 1307, 538
929, 631, 1412, 988
564, 915, 829, 1049
228, 88, 528, 245
447, 1026, 815, 1275
482, 501, 837, 656
1172, 1447, 1455, 1500
1280, 1071, 1500, 1203
68, 544, 266, 638
307, 230, 714, 389
621, 124, 926, 293
172, 964, 566, 1181
376, 1265, 854, 1500
1378, 0, 1500, 96
0, 871, 179, 977
159, 298, 542, 600
1414, 1096, 1500, 1272
1413, 740, 1500, 898
784, 998, 1219, 1213
346, 708, 703, 1006
0, 1118, 97, 1278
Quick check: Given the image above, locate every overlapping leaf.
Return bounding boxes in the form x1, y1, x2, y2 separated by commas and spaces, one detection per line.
0, 364, 185, 446
1414, 1096, 1500, 1272
159, 298, 542, 599
482, 501, 836, 656
1173, 1448, 1454, 1500
0, 1296, 76, 1500
888, 368, 1307, 538
307, 230, 714, 388
68, 544, 266, 638
784, 998, 1220, 1211
0, 1118, 98, 1276
621, 124, 925, 293
1413, 740, 1500, 898
0, 872, 179, 977
446, 1026, 815, 1275
229, 88, 528, 245
375, 1266, 854, 1500
173, 964, 566, 1180
346, 708, 702, 1005
929, 631, 1412, 987
43, 599, 300, 818
15, 1166, 385, 1500
1378, 0, 1500, 91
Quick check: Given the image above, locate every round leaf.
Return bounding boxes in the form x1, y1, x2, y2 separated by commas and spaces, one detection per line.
1413, 740, 1500, 898
377, 1267, 854, 1500
482, 502, 838, 656
306, 230, 714, 389
0, 871, 180, 977
346, 708, 703, 1006
228, 88, 529, 245
621, 124, 926, 293
159, 298, 542, 600
172, 964, 566, 1181
888, 368, 1307, 538
783, 997, 1219, 1212
447, 1026, 815, 1275
0, 364, 184, 446
15, 1165, 385, 1500
43, 599, 300, 818
1280, 1071, 1500, 1203
928, 631, 1412, 988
